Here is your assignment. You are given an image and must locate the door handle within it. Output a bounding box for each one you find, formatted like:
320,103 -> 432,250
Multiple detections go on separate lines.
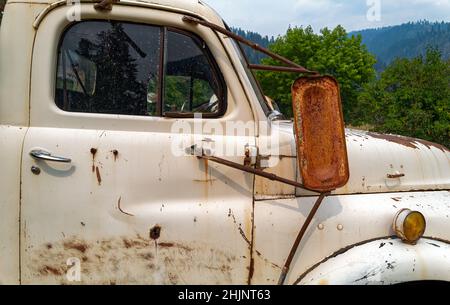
29,149 -> 72,163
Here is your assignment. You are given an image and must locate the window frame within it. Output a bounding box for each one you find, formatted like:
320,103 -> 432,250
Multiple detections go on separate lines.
162,26 -> 227,118
54,20 -> 227,119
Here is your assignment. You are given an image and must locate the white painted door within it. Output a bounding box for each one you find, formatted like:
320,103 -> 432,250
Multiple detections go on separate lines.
21,6 -> 256,284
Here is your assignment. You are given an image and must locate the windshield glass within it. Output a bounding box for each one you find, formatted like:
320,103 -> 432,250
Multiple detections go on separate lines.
228,34 -> 271,116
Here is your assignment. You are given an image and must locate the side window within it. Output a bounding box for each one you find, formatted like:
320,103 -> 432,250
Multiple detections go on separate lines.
55,21 -> 226,117
163,29 -> 225,116
56,21 -> 161,116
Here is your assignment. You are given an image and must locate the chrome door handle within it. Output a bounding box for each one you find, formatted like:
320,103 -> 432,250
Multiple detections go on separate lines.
30,149 -> 72,163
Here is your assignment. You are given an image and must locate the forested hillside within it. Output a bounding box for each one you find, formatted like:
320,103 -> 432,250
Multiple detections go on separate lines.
350,21 -> 450,71
231,27 -> 274,64
234,23 -> 449,147
233,21 -> 450,73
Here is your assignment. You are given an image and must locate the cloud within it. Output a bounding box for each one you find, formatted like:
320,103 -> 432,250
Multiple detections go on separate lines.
203,0 -> 450,36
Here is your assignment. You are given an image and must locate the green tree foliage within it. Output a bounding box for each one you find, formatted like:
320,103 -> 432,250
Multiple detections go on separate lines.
256,26 -> 376,118
355,48 -> 450,148
83,24 -> 147,114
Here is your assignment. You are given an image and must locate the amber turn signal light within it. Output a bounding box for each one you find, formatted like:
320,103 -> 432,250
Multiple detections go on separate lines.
393,208 -> 426,244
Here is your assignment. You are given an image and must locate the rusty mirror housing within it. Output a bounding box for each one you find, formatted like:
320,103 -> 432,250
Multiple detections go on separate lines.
291,75 -> 350,192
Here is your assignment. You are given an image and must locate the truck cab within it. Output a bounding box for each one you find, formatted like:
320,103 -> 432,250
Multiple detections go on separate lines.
0,0 -> 449,285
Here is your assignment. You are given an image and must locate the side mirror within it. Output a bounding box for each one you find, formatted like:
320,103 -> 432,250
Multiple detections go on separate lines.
291,75 -> 349,192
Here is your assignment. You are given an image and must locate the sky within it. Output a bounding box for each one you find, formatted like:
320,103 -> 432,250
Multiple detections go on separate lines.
203,0 -> 450,37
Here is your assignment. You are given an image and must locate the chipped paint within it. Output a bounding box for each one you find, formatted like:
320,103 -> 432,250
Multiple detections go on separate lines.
367,132 -> 449,153
296,237 -> 450,285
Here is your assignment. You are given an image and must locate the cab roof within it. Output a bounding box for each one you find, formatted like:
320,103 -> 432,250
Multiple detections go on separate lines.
7,0 -> 224,24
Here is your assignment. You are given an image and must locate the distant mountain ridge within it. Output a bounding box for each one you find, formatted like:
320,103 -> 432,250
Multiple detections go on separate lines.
233,21 -> 450,72
350,21 -> 450,71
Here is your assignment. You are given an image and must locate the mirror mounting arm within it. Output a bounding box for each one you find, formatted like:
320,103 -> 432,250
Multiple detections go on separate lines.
182,16 -> 318,75
189,146 -> 323,193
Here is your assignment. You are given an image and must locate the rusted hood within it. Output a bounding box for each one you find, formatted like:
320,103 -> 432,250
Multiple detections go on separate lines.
338,129 -> 450,194
270,122 -> 450,195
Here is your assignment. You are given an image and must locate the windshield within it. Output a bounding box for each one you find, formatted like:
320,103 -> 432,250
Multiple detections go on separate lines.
226,27 -> 271,116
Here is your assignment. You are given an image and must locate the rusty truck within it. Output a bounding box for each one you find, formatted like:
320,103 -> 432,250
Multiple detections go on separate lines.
0,0 -> 449,285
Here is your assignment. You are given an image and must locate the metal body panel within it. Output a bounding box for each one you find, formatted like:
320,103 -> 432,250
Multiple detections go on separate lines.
21,129 -> 255,284
307,129 -> 449,196
20,3 -> 256,284
0,0 -> 449,285
297,238 -> 450,285
255,121 -> 297,199
0,126 -> 27,284
0,3 -> 44,126
251,191 -> 450,284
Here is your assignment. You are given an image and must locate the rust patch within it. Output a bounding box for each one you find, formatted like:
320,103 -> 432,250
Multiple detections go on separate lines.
159,242 -> 193,252
368,132 -> 449,152
291,76 -> 349,192
40,265 -> 63,276
95,166 -> 102,185
63,240 -> 88,253
149,225 -> 161,240
158,242 -> 174,248
29,235 -> 239,284
123,238 -> 147,249
117,197 -> 134,217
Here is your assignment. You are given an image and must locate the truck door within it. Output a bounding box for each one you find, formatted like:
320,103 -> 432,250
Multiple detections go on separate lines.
21,6 -> 255,284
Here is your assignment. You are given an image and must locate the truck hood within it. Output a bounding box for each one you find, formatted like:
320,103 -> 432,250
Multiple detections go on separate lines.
273,122 -> 450,195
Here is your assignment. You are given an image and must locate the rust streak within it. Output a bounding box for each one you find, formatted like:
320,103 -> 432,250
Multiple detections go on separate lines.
63,240 -> 88,253
90,148 -> 97,172
40,266 -> 62,276
112,149 -> 119,161
117,197 -> 134,217
193,179 -> 216,183
238,227 -> 251,246
158,242 -> 174,248
158,242 -> 193,252
95,166 -> 102,185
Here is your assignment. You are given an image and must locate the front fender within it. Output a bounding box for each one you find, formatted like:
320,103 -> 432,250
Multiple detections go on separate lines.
296,237 -> 450,285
